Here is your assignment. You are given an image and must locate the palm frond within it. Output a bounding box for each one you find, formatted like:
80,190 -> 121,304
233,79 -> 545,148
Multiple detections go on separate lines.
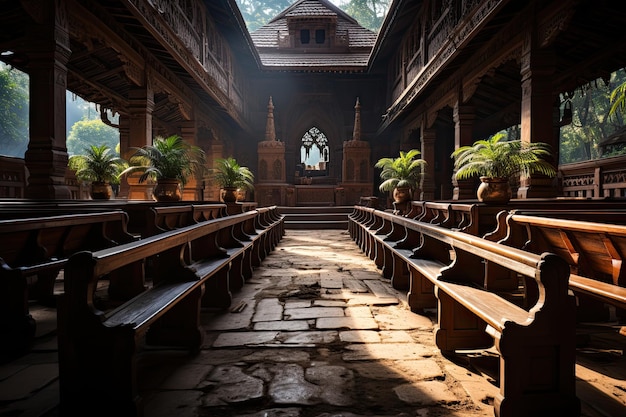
375,149 -> 426,192
118,135 -> 206,186
212,157 -> 255,190
451,133 -> 556,180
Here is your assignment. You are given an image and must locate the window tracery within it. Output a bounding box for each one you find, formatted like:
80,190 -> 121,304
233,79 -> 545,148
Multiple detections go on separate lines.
300,127 -> 329,170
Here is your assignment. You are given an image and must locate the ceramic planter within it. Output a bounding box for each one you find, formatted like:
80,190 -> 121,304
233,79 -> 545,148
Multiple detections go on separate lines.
477,177 -> 512,204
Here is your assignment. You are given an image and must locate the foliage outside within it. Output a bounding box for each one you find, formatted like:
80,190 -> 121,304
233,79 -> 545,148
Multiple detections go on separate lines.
452,132 -> 556,180
0,64 -> 28,157
560,69 -> 626,163
119,135 -> 207,187
67,118 -> 120,156
68,144 -> 126,184
212,157 -> 255,191
375,149 -> 425,193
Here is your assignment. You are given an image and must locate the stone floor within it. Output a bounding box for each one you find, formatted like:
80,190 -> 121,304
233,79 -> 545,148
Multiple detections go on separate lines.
1,229 -> 625,417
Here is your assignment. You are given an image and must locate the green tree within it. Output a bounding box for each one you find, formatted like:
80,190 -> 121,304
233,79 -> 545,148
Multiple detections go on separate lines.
343,0 -> 389,32
559,69 -> 626,164
0,64 -> 29,157
66,119 -> 119,156
236,0 -> 295,32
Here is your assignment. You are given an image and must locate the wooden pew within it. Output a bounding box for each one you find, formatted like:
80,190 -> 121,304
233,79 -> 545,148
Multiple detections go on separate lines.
0,211 -> 137,356
494,212 -> 626,323
244,206 -> 285,267
405,199 -> 626,239
349,206 -> 580,417
413,201 -> 479,233
57,209 -> 282,416
192,203 -> 227,222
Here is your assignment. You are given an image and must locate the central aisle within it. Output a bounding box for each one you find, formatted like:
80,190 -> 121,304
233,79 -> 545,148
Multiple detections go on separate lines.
139,229 -> 498,417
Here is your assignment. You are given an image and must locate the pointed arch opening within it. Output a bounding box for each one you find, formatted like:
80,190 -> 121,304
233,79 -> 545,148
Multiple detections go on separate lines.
299,126 -> 329,176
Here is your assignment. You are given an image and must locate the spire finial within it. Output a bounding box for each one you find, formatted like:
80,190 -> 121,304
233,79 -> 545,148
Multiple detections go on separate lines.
352,97 -> 361,141
265,96 -> 276,141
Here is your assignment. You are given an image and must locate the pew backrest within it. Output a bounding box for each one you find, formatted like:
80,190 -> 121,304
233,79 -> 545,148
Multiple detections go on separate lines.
0,211 -> 136,268
500,213 -> 626,287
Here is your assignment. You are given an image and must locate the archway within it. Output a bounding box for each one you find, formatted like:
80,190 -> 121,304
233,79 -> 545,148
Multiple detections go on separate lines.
298,126 -> 329,177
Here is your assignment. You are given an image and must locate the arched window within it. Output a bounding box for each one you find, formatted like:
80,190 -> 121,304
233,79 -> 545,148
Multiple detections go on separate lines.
300,127 -> 329,172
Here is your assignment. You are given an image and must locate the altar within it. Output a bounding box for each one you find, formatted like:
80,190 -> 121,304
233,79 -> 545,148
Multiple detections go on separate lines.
294,184 -> 338,206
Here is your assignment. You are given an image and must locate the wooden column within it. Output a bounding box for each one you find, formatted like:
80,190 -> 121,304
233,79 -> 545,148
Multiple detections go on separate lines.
518,30 -> 559,199
117,116 -> 130,199
180,120 -> 202,201
452,103 -> 477,200
24,0 -> 71,199
124,86 -> 154,200
206,139 -> 224,202
420,127 -> 436,200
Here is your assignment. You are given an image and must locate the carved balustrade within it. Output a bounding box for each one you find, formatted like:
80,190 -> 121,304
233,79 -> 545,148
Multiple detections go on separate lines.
132,0 -> 244,114
560,155 -> 626,198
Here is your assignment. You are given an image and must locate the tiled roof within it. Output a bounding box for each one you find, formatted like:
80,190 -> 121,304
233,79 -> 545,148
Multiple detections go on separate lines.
258,53 -> 372,69
250,0 -> 376,71
285,0 -> 338,18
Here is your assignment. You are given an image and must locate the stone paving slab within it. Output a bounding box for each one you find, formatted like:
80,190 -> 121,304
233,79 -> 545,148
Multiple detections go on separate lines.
254,320 -> 310,331
316,316 -> 379,329
0,363 -> 58,401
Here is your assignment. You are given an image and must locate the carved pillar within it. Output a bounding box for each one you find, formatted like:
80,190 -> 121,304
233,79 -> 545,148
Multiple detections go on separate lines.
518,30 -> 558,199
117,115 -> 130,199
257,97 -> 288,206
452,103 -> 477,200
24,0 -> 71,199
341,98 -> 372,205
420,127 -> 436,200
206,138 -> 224,202
180,120 -> 202,201
124,85 -> 155,200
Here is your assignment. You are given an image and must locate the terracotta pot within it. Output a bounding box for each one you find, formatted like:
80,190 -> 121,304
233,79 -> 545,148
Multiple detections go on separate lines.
153,178 -> 182,202
477,176 -> 512,204
90,181 -> 112,200
236,188 -> 247,202
221,187 -> 238,203
392,186 -> 412,203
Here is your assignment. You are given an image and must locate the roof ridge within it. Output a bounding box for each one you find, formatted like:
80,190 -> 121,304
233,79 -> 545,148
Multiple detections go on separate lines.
267,0 -> 359,25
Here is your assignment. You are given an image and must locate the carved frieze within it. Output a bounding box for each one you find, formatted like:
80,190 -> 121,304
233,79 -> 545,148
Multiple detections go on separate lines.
258,140 -> 285,149
123,0 -> 243,118
604,169 -> 626,185
561,174 -> 594,188
538,5 -> 575,47
120,56 -> 144,87
383,0 -> 505,128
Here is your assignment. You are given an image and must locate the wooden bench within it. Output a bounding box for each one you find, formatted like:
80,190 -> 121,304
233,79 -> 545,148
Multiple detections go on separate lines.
403,198 -> 626,239
247,206 -> 285,265
349,206 -> 580,417
493,212 -> 626,323
57,209 -> 280,415
0,211 -> 137,356
192,203 -> 227,222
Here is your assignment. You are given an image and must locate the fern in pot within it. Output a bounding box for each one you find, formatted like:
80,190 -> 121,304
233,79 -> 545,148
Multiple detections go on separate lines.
451,132 -> 556,204
375,149 -> 426,203
68,144 -> 126,200
212,157 -> 255,202
119,135 -> 207,201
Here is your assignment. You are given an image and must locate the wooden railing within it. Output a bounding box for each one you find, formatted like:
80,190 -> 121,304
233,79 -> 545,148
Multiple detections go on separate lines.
560,155 -> 626,198
126,0 -> 246,117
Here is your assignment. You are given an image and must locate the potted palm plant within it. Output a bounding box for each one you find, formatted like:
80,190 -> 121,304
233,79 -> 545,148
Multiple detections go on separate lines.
119,135 -> 207,202
68,144 -> 126,199
212,157 -> 255,202
451,132 -> 557,204
375,149 -> 426,203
